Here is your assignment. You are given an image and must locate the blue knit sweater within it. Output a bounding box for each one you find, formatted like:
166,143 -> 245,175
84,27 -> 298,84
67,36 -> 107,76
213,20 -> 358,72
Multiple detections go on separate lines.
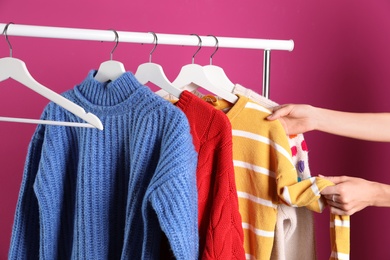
9,71 -> 199,259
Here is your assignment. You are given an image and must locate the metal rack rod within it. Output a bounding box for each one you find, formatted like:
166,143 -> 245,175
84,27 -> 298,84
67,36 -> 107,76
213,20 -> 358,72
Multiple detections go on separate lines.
1,22 -> 294,97
0,23 -> 294,50
262,50 -> 271,99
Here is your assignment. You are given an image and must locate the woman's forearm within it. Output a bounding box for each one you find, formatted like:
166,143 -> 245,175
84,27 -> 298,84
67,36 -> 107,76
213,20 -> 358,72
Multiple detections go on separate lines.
314,107 -> 390,142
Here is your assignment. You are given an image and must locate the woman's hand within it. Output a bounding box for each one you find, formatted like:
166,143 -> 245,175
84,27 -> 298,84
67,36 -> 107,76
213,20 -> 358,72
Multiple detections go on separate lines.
267,104 -> 317,135
320,175 -> 378,215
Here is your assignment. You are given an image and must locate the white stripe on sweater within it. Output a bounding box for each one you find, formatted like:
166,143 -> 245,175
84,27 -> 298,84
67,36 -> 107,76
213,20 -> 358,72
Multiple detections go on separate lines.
245,101 -> 272,114
330,219 -> 350,228
237,191 -> 277,209
245,253 -> 256,260
310,178 -> 327,211
331,251 -> 350,260
233,160 -> 276,178
232,130 -> 293,165
281,187 -> 295,206
242,222 -> 275,238
310,177 -> 321,196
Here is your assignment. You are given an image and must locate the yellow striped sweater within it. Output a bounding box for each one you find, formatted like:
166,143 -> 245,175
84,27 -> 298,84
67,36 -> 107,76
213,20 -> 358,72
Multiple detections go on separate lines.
206,94 -> 350,260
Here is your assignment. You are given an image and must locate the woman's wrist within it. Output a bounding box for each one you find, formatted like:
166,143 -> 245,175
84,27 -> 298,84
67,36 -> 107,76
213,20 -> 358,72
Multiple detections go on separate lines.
311,106 -> 324,132
372,182 -> 390,207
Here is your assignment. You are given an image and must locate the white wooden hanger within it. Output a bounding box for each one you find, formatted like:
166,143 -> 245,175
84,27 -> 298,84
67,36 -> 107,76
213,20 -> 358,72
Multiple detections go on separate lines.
203,35 -> 235,93
171,34 -> 237,104
0,23 -> 103,130
94,29 -> 126,83
135,32 -> 182,98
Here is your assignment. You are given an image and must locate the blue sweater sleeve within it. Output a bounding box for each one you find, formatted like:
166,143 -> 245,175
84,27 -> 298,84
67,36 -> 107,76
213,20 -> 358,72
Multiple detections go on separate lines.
142,110 -> 199,260
9,105 -> 78,259
8,126 -> 45,260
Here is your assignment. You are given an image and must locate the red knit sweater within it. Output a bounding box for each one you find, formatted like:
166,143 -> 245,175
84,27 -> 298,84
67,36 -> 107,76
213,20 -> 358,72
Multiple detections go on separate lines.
175,91 -> 245,259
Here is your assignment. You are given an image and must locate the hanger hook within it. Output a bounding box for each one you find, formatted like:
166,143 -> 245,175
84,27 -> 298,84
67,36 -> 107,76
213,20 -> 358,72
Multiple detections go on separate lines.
148,32 -> 158,63
2,22 -> 14,57
191,34 -> 202,64
110,29 -> 119,60
208,35 -> 219,65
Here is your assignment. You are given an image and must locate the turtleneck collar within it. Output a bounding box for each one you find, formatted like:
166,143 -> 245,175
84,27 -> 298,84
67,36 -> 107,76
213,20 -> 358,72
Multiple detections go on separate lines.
68,70 -> 151,117
74,70 -> 143,106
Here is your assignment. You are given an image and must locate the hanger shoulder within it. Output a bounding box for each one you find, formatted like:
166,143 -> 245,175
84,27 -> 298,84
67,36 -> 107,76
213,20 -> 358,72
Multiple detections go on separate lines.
172,64 -> 203,88
135,62 -> 182,98
42,91 -> 104,130
94,60 -> 126,83
203,65 -> 235,93
173,64 -> 237,103
135,63 -> 165,84
0,57 -> 30,82
0,57 -> 103,130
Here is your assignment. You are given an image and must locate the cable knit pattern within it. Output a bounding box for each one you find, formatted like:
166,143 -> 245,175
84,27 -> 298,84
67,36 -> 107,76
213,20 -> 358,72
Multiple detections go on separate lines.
173,91 -> 245,259
8,71 -> 199,260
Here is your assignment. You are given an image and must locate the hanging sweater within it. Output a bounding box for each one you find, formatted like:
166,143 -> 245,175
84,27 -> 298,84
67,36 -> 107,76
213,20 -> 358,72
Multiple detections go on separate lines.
173,90 -> 245,259
232,84 -> 316,260
208,94 -> 349,260
8,71 -> 199,260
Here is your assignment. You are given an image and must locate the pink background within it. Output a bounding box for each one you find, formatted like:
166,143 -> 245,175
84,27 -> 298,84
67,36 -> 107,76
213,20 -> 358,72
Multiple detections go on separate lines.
1,1 -> 390,259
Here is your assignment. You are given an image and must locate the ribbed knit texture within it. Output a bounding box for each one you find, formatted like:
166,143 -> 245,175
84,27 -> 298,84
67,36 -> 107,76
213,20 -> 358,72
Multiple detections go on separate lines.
8,70 -> 199,260
173,91 -> 245,260
209,94 -> 349,260
232,84 -> 316,260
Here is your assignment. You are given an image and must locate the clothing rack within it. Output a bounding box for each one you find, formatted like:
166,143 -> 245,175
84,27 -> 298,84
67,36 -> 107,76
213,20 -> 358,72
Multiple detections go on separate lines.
0,23 -> 294,99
